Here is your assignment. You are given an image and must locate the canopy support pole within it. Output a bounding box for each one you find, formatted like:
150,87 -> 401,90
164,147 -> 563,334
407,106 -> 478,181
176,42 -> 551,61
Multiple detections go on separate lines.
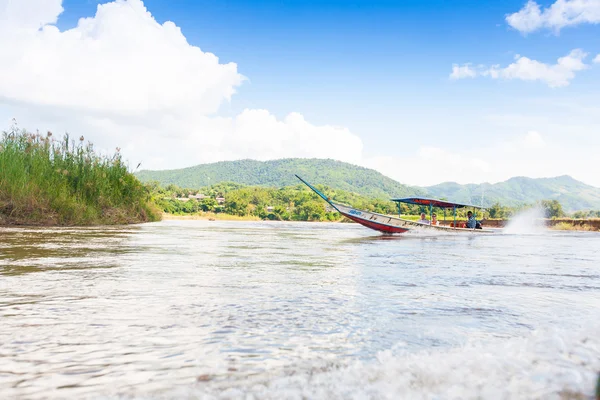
429,204 -> 433,224
453,206 -> 456,229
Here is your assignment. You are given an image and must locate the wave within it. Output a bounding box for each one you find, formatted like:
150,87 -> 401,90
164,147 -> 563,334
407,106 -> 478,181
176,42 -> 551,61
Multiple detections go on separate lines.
118,323 -> 600,400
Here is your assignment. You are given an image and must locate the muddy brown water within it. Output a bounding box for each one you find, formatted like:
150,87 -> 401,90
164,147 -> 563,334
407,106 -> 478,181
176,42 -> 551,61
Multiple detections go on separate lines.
1,221 -> 599,399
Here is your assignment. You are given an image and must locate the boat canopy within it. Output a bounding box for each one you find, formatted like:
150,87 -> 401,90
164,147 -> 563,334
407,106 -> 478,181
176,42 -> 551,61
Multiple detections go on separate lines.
390,197 -> 484,209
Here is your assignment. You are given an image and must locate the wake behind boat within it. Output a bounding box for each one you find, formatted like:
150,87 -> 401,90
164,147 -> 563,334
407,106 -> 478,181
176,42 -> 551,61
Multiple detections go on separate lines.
296,175 -> 495,234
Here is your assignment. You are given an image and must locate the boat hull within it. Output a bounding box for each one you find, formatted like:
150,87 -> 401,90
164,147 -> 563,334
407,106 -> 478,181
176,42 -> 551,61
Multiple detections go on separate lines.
294,174 -> 494,234
334,202 -> 494,234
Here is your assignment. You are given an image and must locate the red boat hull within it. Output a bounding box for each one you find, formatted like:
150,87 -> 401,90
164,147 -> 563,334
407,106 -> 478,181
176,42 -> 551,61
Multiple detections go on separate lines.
342,212 -> 410,234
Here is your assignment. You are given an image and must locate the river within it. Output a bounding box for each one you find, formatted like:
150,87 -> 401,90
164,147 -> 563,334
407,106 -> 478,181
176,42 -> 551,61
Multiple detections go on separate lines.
1,221 -> 599,399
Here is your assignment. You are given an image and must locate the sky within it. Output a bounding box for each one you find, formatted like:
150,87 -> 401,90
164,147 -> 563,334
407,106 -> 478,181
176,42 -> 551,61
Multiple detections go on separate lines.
0,0 -> 599,187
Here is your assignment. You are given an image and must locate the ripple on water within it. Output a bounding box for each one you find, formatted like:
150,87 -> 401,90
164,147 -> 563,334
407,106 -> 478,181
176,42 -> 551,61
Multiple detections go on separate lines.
0,221 -> 598,399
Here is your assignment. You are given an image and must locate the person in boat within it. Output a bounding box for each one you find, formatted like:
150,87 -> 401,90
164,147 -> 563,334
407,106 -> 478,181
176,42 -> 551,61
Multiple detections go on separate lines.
417,213 -> 430,224
431,213 -> 439,226
466,211 -> 483,229
466,211 -> 476,228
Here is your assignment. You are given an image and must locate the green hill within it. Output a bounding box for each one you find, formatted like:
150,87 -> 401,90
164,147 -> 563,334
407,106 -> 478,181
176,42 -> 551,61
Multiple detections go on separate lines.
137,159 -> 600,211
425,175 -> 600,212
136,158 -> 425,199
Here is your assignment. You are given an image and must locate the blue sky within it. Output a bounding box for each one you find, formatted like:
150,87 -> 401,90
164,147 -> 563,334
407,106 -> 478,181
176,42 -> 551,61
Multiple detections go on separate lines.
2,0 -> 599,185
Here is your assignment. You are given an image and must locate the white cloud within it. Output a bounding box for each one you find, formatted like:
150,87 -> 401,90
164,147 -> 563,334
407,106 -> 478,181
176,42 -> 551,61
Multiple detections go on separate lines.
0,0 -> 63,30
0,0 -> 364,170
0,0 -> 244,117
521,131 -> 545,149
364,129 -> 599,188
451,49 -> 589,87
506,0 -> 600,33
226,110 -> 363,163
594,54 -> 600,63
2,0 -> 599,189
496,49 -> 588,87
365,148 -> 492,188
450,64 -> 477,79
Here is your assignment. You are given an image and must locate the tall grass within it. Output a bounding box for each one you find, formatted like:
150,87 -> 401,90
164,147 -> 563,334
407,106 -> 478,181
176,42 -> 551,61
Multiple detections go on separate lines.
0,125 -> 160,225
551,222 -> 597,231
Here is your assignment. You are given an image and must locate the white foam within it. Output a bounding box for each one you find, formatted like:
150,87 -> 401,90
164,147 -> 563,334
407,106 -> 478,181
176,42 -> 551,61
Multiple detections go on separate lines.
504,207 -> 547,235
128,323 -> 600,400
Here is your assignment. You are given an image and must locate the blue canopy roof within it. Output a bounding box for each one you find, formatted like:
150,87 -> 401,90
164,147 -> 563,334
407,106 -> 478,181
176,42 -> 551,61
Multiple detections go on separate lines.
390,197 -> 485,209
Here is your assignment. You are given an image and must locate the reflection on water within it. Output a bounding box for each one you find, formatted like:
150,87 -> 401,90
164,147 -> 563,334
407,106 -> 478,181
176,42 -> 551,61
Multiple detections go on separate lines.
0,221 -> 599,399
0,226 -> 137,276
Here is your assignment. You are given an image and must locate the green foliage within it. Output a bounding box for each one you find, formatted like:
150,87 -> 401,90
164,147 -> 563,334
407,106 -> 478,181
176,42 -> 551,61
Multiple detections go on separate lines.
150,181 -> 408,221
0,124 -> 160,225
426,176 -> 600,212
136,158 -> 424,199
150,181 -> 580,224
572,210 -> 600,219
538,199 -> 565,219
487,202 -> 515,219
137,159 -> 600,213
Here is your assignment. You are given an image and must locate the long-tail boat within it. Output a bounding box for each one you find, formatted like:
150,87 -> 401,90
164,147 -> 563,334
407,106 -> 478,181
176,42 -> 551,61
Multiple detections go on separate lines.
296,175 -> 495,234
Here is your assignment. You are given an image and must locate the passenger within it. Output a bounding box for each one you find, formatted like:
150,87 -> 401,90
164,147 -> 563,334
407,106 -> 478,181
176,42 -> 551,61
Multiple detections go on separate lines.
431,213 -> 439,226
466,211 -> 477,228
417,212 -> 430,224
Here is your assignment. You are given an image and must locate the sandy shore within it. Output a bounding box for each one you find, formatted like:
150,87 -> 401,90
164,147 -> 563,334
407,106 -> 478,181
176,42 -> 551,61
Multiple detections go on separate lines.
161,213 -> 262,222
160,214 -> 600,231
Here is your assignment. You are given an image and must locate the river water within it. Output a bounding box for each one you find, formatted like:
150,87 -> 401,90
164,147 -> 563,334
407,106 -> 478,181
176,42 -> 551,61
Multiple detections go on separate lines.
1,221 -> 599,399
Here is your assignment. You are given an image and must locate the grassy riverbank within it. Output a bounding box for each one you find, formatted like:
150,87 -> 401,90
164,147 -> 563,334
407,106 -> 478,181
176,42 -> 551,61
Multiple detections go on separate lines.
161,213 -> 600,231
549,220 -> 600,231
0,127 -> 160,226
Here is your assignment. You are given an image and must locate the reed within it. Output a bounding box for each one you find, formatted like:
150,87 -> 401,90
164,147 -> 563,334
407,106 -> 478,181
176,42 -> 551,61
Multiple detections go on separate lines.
0,125 -> 160,225
551,222 -> 596,231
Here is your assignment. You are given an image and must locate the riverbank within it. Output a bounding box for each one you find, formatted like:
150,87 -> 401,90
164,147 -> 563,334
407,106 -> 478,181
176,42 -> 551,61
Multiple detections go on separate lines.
160,213 -> 600,231
0,208 -> 159,227
162,212 -> 261,221
476,218 -> 600,231
0,128 -> 160,226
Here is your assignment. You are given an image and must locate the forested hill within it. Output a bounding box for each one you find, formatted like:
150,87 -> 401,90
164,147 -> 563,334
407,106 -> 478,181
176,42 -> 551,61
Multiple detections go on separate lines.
137,159 -> 600,211
425,175 -> 600,212
136,158 -> 425,199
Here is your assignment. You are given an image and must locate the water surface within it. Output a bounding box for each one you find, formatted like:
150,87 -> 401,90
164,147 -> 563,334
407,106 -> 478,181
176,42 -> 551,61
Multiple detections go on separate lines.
1,221 -> 599,399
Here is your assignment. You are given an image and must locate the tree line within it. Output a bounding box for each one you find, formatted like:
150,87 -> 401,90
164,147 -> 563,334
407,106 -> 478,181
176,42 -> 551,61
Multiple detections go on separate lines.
147,182 -> 597,221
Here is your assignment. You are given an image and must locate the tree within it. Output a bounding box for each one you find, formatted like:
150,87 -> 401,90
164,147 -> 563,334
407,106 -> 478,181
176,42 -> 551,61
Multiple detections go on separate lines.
539,199 -> 565,218
200,197 -> 217,212
487,202 -> 512,219
572,210 -> 587,219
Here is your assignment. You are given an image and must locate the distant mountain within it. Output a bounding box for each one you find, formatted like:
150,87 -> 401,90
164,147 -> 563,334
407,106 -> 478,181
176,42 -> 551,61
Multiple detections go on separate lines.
136,159 -> 600,211
425,175 -> 600,211
136,158 -> 425,199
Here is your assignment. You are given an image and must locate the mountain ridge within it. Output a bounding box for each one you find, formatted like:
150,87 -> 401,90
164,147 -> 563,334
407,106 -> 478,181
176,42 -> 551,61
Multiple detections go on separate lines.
136,158 -> 600,211
425,175 -> 600,211
136,158 -> 425,199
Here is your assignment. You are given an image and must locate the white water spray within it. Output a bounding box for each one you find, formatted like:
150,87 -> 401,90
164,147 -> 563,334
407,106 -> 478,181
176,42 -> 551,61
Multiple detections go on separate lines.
503,207 -> 547,234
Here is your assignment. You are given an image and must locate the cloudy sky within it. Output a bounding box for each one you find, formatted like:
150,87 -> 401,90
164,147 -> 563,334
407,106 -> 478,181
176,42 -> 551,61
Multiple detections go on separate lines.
1,0 -> 599,186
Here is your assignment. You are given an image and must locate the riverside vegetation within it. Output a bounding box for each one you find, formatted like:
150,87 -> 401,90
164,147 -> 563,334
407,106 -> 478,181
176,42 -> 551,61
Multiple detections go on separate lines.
0,125 -> 160,225
136,159 -> 600,212
149,181 -> 596,225
149,181 -> 388,222
3,125 -> 598,228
